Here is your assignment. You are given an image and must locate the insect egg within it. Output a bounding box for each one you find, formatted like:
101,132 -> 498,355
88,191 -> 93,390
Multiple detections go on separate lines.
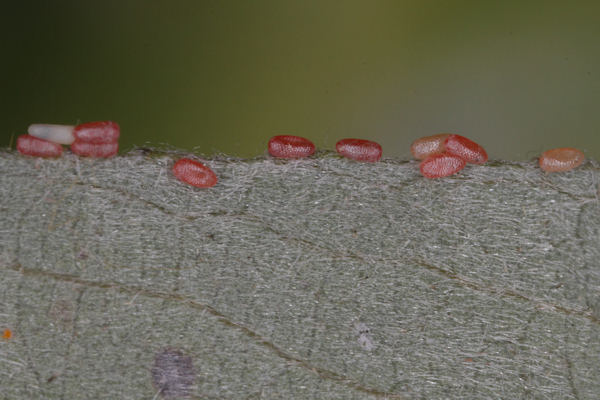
17,135 -> 63,158
335,138 -> 382,162
71,141 -> 118,158
444,134 -> 488,164
539,147 -> 584,172
419,153 -> 466,178
73,121 -> 120,144
410,133 -> 450,160
268,135 -> 315,158
172,158 -> 218,188
28,124 -> 75,145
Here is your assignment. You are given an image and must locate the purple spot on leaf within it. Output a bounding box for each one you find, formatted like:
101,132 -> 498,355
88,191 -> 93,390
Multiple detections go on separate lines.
151,348 -> 195,398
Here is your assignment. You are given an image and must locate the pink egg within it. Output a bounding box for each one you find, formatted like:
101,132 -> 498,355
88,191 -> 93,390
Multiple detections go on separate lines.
335,138 -> 382,162
17,134 -> 63,158
172,158 -> 218,188
410,134 -> 450,160
71,141 -> 118,158
268,135 -> 315,158
444,134 -> 488,164
539,147 -> 584,172
73,121 -> 120,144
419,153 -> 466,178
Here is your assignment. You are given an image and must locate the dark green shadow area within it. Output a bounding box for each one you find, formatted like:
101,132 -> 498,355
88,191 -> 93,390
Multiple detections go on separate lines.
2,0 -> 599,159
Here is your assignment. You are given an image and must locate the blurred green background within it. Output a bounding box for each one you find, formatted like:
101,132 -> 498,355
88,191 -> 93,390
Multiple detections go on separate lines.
2,0 -> 598,160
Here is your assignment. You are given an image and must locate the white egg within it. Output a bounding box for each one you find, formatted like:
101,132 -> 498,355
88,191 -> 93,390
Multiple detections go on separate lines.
28,124 -> 75,145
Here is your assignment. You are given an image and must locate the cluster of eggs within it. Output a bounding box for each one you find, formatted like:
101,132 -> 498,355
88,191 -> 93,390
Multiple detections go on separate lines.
410,133 -> 487,178
16,123 -> 585,189
17,122 -> 119,158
